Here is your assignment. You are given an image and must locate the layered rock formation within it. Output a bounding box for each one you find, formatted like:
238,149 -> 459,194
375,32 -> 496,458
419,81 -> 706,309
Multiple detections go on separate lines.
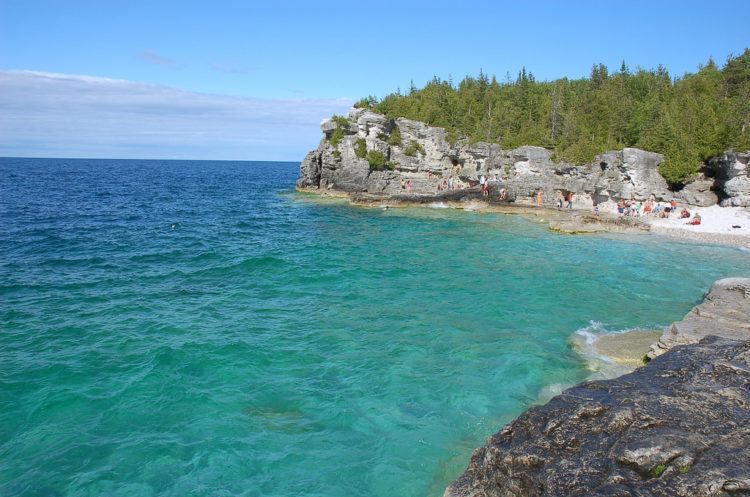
709,151 -> 750,207
444,336 -> 750,497
445,279 -> 750,497
298,109 -> 750,209
648,278 -> 750,359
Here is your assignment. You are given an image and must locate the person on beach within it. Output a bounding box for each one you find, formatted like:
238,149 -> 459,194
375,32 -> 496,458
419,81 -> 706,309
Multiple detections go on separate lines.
448,176 -> 454,190
483,180 -> 490,197
406,179 -> 412,193
499,187 -> 508,201
536,189 -> 543,207
557,191 -> 564,209
566,192 -> 574,209
680,208 -> 691,219
401,179 -> 406,191
688,213 -> 702,225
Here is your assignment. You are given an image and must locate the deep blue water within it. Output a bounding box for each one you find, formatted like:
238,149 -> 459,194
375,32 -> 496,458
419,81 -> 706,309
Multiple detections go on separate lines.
1,157 -> 749,497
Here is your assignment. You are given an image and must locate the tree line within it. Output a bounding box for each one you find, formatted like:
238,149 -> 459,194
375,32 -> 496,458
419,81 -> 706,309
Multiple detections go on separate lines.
357,49 -> 750,186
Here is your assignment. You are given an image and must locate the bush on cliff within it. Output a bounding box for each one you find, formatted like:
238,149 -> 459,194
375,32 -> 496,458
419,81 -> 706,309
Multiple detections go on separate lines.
387,127 -> 402,146
366,50 -> 750,186
404,140 -> 425,157
366,150 -> 388,170
354,138 -> 367,158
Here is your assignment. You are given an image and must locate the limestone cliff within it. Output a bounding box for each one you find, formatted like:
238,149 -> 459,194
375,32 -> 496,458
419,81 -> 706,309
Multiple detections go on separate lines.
297,109 -> 750,209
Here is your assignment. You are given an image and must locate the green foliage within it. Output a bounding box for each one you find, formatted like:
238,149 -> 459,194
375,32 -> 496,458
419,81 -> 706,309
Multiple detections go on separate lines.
327,115 -> 351,152
331,115 -> 350,128
332,149 -> 341,160
652,464 -> 667,478
445,129 -> 460,145
329,128 -> 345,149
404,140 -> 425,156
388,127 -> 403,146
386,161 -> 397,171
641,354 -> 651,365
354,138 -> 367,158
679,465 -> 691,474
366,150 -> 388,170
354,96 -> 378,109
368,50 -> 750,185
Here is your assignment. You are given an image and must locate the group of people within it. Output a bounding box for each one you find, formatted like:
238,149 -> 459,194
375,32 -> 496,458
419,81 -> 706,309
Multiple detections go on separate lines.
616,197 -> 702,225
533,189 -> 573,209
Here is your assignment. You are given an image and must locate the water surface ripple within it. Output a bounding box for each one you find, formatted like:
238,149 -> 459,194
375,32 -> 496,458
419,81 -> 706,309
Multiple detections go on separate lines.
1,158 -> 749,496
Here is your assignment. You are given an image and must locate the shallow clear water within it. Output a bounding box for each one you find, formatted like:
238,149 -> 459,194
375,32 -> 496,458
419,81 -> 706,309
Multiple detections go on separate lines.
2,158 -> 749,497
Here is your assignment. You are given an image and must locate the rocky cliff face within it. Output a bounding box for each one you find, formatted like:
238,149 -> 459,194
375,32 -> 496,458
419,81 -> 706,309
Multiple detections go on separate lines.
709,151 -> 750,207
298,109 -> 749,208
445,336 -> 750,497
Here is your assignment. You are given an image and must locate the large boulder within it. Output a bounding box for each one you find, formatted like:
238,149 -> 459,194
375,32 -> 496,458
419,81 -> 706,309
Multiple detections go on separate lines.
675,173 -> 718,207
445,336 -> 750,497
619,148 -> 670,200
711,151 -> 750,207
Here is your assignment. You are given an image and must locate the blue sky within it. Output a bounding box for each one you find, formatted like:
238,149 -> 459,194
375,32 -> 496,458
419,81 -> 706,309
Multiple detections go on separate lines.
1,0 -> 749,160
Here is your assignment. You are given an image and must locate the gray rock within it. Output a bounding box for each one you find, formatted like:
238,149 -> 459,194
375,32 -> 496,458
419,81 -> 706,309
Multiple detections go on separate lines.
648,278 -> 750,359
710,151 -> 750,207
296,111 -> 737,209
445,336 -> 750,497
676,173 -> 718,206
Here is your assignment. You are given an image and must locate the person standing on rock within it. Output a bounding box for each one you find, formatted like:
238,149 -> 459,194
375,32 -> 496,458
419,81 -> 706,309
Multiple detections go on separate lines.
536,189 -> 543,207
557,191 -> 564,209
448,176 -> 454,191
566,192 -> 574,209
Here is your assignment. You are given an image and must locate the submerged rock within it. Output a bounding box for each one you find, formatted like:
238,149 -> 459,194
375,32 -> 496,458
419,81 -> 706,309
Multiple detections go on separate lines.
445,336 -> 750,497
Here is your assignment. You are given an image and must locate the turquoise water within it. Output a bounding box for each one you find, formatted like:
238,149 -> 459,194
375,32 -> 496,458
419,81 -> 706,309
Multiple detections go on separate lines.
1,158 -> 749,497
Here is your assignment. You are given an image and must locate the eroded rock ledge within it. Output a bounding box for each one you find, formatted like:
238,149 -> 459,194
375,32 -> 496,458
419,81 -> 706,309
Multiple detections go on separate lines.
445,337 -> 750,497
649,278 -> 750,359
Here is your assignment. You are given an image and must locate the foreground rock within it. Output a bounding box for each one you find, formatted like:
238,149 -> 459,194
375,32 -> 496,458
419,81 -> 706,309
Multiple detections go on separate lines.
648,278 -> 750,358
445,336 -> 750,497
298,109 -> 750,209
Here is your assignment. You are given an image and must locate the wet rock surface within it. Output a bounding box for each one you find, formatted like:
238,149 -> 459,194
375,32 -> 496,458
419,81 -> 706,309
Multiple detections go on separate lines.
445,336 -> 750,497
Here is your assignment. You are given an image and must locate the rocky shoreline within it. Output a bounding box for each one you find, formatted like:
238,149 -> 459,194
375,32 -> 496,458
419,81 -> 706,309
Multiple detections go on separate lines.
296,109 -> 750,247
445,278 -> 750,497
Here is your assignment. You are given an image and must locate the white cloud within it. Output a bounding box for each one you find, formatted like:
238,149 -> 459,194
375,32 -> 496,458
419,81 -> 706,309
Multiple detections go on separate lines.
0,70 -> 353,160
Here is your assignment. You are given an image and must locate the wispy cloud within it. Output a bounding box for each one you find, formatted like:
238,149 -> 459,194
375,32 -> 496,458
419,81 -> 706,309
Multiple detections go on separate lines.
138,50 -> 176,67
209,60 -> 255,74
0,70 -> 353,160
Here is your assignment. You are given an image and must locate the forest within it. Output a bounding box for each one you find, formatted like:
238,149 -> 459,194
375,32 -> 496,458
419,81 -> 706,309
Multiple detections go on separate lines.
357,49 -> 750,186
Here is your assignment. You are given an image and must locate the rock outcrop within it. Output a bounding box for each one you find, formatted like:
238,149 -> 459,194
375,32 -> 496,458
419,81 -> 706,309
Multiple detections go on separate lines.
445,336 -> 750,497
709,151 -> 750,207
648,278 -> 750,359
297,109 -> 749,208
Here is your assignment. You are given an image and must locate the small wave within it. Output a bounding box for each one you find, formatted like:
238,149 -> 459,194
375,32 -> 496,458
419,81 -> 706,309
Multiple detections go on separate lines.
570,321 -> 664,381
428,202 -> 449,209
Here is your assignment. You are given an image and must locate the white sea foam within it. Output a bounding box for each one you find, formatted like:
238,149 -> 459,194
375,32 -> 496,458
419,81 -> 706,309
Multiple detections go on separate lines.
428,202 -> 449,209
